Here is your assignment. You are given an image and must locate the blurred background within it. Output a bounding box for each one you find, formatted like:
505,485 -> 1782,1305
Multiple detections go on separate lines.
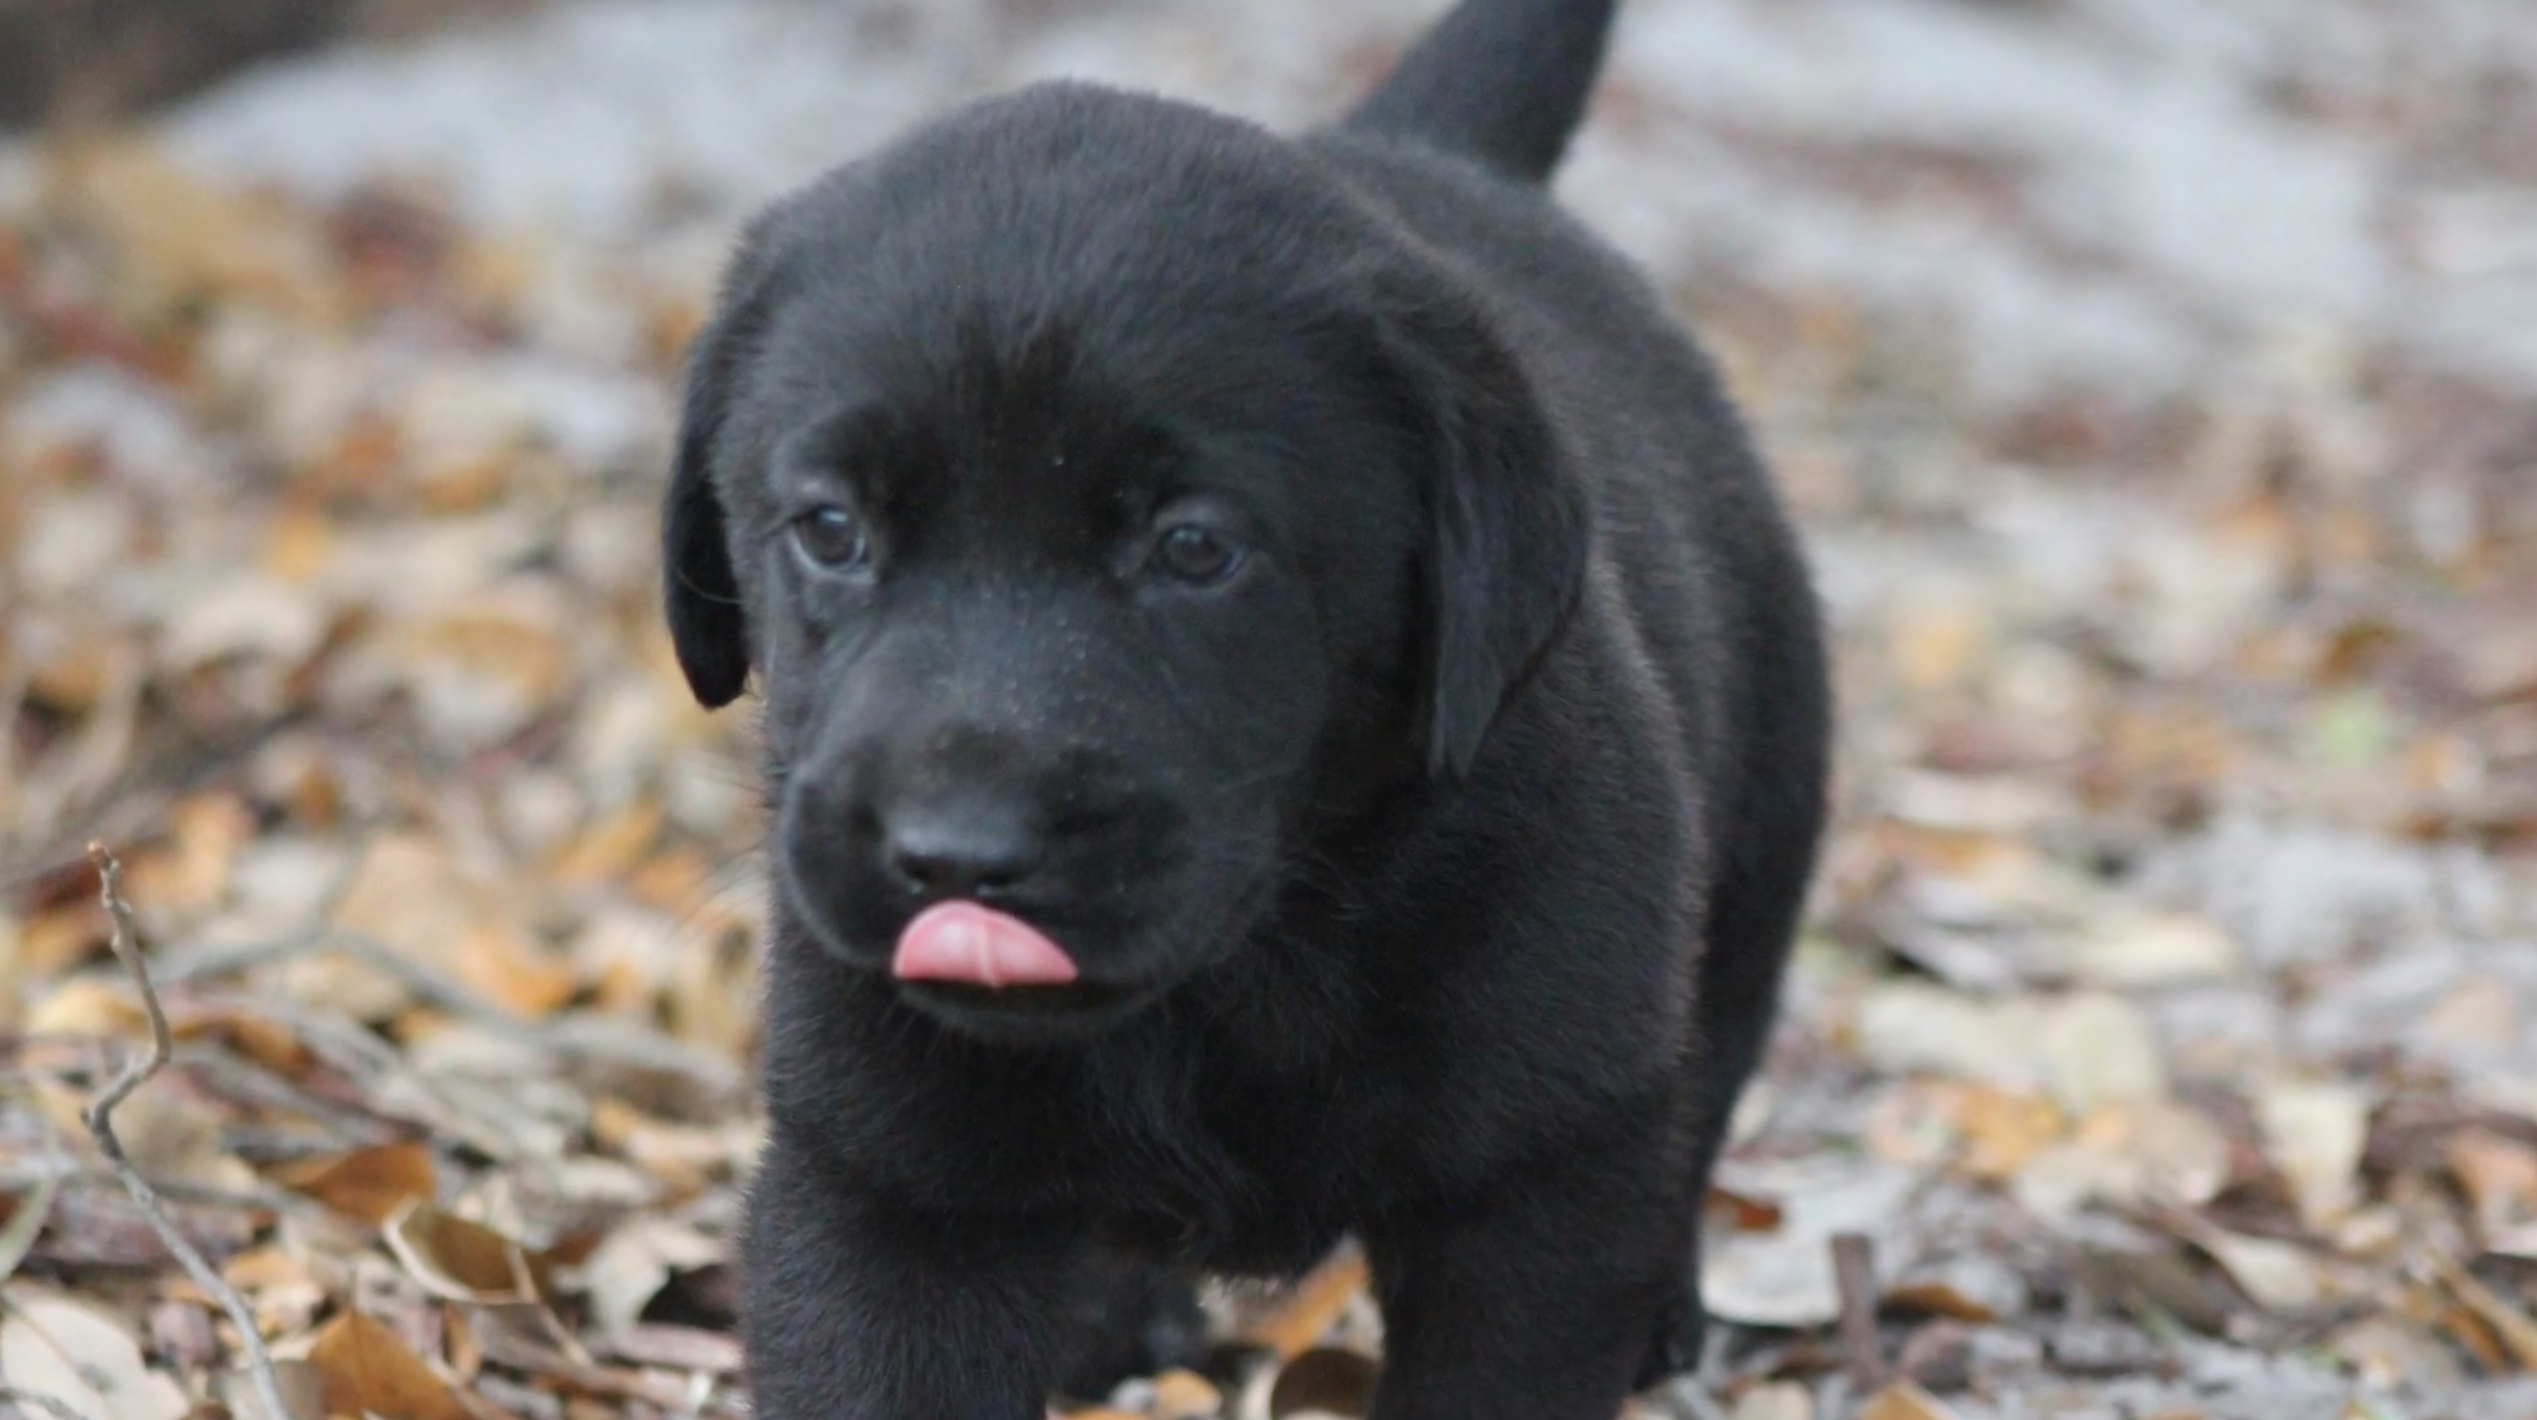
1,3 -> 2533,1419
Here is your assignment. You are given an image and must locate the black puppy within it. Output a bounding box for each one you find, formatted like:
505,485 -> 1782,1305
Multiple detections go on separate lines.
659,0 -> 1829,1415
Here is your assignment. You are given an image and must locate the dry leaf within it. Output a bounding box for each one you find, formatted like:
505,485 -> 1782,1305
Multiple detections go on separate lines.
2082,1100 -> 2231,1206
269,1144 -> 437,1225
1703,1162 -> 1915,1327
0,1287 -> 190,1420
304,1310 -> 472,1420
1859,1381 -> 1969,1420
1263,1346 -> 1378,1419
1887,1255 -> 2026,1323
213,1359 -> 328,1420
2041,993 -> 2167,1115
2446,1128 -> 2537,1240
2066,910 -> 2239,988
49,139 -> 341,321
2430,1251 -> 2537,1369
1851,983 -> 2037,1090
2176,1218 -> 2325,1312
2255,1080 -> 2371,1230
1952,1085 -> 2064,1182
26,976 -> 145,1040
383,1199 -> 546,1305
1730,1383 -> 1815,1420
1151,1368 -> 1223,1420
451,920 -> 581,1018
576,1217 -> 723,1339
1235,1251 -> 1369,1360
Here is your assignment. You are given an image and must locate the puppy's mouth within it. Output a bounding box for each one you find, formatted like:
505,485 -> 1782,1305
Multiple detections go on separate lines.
883,898 -> 1169,1042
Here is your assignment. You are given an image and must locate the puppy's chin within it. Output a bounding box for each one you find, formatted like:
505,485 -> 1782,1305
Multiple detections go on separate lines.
890,977 -> 1170,1046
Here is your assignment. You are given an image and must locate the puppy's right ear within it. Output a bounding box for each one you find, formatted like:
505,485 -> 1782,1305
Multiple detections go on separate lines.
661,303 -> 758,709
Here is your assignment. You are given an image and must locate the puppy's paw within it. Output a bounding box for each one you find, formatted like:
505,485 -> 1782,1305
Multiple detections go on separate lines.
1054,1256 -> 1209,1402
1634,1288 -> 1707,1391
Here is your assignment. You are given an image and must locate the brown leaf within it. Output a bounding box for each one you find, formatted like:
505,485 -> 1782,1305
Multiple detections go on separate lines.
1953,1085 -> 2064,1182
1858,1381 -> 1970,1420
1265,1347 -> 1379,1419
269,1144 -> 437,1225
1150,1368 -> 1222,1420
1235,1251 -> 1369,1360
2430,1251 -> 2537,1370
304,1310 -> 471,1420
450,921 -> 580,1018
382,1200 -> 546,1305
2446,1128 -> 2537,1241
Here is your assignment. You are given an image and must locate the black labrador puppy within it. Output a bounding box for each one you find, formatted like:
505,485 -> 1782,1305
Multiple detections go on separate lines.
658,0 -> 1830,1415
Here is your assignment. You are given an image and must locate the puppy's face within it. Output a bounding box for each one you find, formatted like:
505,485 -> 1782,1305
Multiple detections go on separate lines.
663,87 -> 1584,1044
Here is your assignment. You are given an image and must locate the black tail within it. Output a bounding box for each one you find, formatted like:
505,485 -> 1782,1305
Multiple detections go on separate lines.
1341,0 -> 1621,184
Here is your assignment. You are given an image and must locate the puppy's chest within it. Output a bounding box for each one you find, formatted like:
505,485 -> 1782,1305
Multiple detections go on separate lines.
1084,1072 -> 1366,1277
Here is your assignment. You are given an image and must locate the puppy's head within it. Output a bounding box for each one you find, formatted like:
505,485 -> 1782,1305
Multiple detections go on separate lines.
663,84 -> 1584,1043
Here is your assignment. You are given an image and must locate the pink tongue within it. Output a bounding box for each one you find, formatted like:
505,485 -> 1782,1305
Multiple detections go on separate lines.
891,900 -> 1079,987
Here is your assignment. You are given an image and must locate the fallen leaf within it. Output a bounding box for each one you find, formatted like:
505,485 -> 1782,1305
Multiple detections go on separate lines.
2174,1217 -> 2325,1312
1235,1251 -> 1369,1360
2082,1100 -> 2231,1206
1264,1346 -> 1378,1419
382,1199 -> 545,1305
451,920 -> 581,1017
1859,1380 -> 1969,1420
2334,1315 -> 2464,1391
2042,993 -> 2167,1115
2065,910 -> 2239,988
596,1322 -> 742,1375
1851,983 -> 2038,1090
2446,1128 -> 2537,1241
2430,1251 -> 2537,1369
2255,1080 -> 2371,1229
1151,1368 -> 1223,1420
1953,1084 -> 2064,1182
0,1286 -> 189,1420
1731,1383 -> 1814,1420
1703,1161 -> 1915,1327
1886,1253 -> 2026,1323
575,1217 -> 723,1338
304,1310 -> 471,1420
269,1143 -> 437,1225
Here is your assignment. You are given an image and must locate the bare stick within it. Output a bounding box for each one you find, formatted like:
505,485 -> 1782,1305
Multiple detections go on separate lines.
0,1384 -> 93,1420
79,843 -> 297,1420
1831,1230 -> 1886,1390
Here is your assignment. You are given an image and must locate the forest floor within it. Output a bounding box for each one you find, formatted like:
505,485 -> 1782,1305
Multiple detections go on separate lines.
3,2 -> 2535,1418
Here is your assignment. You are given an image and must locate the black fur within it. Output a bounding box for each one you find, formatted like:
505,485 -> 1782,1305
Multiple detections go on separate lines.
659,1 -> 1829,1415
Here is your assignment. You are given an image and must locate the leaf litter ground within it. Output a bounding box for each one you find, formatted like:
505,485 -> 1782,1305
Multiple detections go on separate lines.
3,2 -> 2535,1419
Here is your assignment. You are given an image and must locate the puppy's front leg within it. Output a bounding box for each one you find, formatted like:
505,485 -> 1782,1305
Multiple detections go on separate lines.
1365,1152 -> 1690,1420
743,1131 -> 1069,1420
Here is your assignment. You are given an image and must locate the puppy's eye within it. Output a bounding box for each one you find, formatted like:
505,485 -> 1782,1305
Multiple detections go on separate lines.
1152,524 -> 1244,586
791,505 -> 870,572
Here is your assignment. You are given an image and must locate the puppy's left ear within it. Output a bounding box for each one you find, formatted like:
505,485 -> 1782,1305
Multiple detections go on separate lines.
1375,270 -> 1590,781
661,277 -> 777,709
662,316 -> 751,707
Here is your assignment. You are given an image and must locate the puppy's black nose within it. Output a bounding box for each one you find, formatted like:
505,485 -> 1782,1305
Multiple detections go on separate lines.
884,803 -> 1045,899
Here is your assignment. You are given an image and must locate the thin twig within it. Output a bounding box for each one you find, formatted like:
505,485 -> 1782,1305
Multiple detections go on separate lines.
79,843 -> 298,1420
0,1383 -> 93,1420
0,1085 -> 67,1282
1831,1230 -> 1886,1390
0,1160 -> 302,1214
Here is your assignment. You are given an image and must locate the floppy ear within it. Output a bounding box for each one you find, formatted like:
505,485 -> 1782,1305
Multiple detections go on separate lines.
1375,272 -> 1590,781
661,300 -> 762,708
